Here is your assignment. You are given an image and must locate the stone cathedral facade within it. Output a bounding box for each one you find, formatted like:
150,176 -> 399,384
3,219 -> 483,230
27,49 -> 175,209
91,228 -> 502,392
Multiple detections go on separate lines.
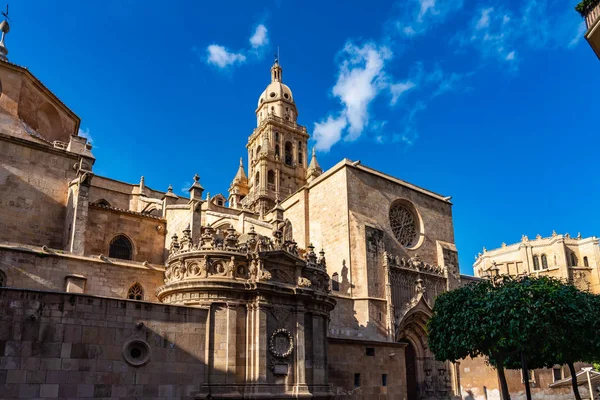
0,23 -> 467,399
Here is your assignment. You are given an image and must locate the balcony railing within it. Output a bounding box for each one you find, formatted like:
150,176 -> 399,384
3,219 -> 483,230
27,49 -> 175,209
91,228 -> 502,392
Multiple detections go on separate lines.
586,1 -> 600,27
577,0 -> 600,28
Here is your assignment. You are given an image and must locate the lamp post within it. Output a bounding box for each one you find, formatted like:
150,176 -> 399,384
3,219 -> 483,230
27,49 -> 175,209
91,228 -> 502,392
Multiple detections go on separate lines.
583,367 -> 594,400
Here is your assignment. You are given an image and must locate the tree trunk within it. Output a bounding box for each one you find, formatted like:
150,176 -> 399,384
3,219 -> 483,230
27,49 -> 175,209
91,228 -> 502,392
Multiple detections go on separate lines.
496,355 -> 511,400
568,361 -> 582,400
520,352 -> 532,400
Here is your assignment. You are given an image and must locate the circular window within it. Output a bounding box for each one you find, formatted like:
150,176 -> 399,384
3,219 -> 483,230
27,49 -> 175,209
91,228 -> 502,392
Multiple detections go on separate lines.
270,92 -> 276,98
283,93 -> 289,99
123,339 -> 151,366
389,201 -> 419,247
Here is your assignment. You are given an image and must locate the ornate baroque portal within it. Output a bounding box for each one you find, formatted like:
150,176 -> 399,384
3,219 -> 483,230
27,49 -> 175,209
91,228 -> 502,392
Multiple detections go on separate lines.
156,225 -> 336,399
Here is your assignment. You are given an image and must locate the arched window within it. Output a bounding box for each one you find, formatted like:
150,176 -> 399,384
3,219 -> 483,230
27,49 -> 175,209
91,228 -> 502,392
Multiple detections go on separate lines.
332,272 -> 340,291
0,269 -> 6,287
267,170 -> 275,184
256,145 -> 261,155
298,150 -> 303,166
284,141 -> 293,166
127,283 -> 144,301
255,171 -> 260,186
93,199 -> 111,207
275,132 -> 280,142
109,235 -> 133,260
275,144 -> 280,157
571,253 -> 578,266
584,256 -> 589,267
541,254 -> 548,269
283,219 -> 293,242
533,255 -> 540,271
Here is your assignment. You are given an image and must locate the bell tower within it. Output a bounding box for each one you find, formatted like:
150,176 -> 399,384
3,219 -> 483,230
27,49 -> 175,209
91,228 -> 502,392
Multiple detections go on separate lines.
242,58 -> 310,216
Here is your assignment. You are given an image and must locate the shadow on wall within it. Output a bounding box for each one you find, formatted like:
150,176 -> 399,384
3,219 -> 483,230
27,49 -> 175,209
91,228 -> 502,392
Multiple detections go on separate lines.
0,159 -> 72,249
0,288 -> 209,399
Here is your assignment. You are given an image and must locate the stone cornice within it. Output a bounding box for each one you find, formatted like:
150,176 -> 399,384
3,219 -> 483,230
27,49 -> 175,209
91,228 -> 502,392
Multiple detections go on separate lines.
0,242 -> 165,271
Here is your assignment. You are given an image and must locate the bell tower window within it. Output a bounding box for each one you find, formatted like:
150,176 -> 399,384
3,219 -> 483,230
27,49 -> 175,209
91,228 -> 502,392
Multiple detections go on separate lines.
284,141 -> 293,166
267,170 -> 275,185
275,145 -> 280,157
255,172 -> 260,186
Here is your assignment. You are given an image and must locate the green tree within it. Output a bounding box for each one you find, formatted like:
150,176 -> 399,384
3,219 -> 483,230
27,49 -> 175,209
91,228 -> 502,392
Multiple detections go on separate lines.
428,276 -> 600,400
427,278 -> 515,400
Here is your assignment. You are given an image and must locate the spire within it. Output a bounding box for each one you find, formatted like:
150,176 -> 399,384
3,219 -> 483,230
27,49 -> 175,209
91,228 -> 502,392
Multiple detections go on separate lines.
232,157 -> 248,184
306,147 -> 322,182
271,56 -> 282,83
0,5 -> 11,62
308,147 -> 322,172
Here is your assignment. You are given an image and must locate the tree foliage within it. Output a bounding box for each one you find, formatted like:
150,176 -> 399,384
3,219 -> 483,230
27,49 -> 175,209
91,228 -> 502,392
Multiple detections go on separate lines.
427,275 -> 600,400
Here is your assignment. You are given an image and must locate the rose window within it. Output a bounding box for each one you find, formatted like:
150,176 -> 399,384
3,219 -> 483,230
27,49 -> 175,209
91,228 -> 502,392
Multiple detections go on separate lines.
389,203 -> 418,247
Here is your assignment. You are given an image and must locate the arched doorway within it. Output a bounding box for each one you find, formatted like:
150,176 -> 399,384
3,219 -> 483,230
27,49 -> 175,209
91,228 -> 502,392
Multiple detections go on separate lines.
405,341 -> 418,400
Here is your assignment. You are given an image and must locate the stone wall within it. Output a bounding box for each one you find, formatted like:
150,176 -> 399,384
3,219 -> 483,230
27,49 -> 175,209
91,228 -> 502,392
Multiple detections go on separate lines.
0,246 -> 165,302
84,206 -> 166,265
459,356 -> 590,400
0,288 -> 207,400
0,135 -> 77,249
328,339 -> 407,399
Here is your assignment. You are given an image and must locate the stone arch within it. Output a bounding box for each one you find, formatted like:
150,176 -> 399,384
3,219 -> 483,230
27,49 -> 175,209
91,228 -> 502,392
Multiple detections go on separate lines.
36,101 -> 62,141
397,305 -> 436,399
109,234 -> 134,261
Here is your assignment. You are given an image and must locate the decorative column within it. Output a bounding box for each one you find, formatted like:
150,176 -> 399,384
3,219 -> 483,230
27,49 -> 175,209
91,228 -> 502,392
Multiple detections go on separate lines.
383,253 -> 396,342
293,307 -> 308,395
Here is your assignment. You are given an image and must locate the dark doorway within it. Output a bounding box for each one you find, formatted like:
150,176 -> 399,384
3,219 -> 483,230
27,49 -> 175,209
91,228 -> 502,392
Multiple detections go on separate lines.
405,342 -> 418,400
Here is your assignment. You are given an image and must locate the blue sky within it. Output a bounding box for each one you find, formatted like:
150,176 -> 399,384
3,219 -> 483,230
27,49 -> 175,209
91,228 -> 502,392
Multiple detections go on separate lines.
9,0 -> 599,275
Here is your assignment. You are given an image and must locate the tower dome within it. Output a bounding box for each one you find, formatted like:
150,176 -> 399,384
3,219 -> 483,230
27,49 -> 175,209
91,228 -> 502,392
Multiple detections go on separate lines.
256,59 -> 298,126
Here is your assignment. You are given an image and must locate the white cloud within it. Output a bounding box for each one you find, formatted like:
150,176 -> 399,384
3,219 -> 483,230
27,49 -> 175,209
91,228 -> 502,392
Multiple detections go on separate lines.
457,0 -> 585,66
78,127 -> 92,143
568,21 -> 587,48
250,24 -> 269,48
206,45 -> 246,68
476,8 -> 493,30
390,81 -> 416,105
313,115 -> 347,152
204,23 -> 269,69
397,0 -> 464,37
332,43 -> 391,141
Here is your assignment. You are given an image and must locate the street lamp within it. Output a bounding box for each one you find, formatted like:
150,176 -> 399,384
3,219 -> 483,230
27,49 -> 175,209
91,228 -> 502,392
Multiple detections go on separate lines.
583,367 -> 594,400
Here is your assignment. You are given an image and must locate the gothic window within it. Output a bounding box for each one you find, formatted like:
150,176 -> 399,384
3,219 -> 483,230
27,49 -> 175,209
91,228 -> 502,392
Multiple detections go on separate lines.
127,283 -> 144,301
533,255 -> 540,271
267,170 -> 275,185
584,256 -> 589,267
275,132 -> 280,142
256,145 -> 261,155
298,151 -> 303,166
283,220 -> 293,242
541,254 -> 548,269
332,272 -> 340,291
389,201 -> 418,247
571,253 -> 578,266
275,144 -> 280,157
94,199 -> 111,207
109,235 -> 133,260
0,269 -> 6,287
284,141 -> 293,166
255,172 -> 260,186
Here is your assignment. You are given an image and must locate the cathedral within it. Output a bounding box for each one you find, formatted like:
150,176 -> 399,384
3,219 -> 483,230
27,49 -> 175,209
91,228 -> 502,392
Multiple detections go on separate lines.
0,19 -> 468,399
